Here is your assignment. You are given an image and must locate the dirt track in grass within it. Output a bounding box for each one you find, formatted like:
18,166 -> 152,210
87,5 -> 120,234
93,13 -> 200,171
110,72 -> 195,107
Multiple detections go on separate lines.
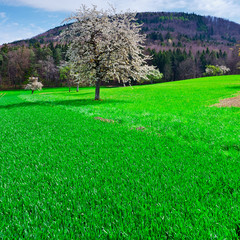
212,95 -> 240,107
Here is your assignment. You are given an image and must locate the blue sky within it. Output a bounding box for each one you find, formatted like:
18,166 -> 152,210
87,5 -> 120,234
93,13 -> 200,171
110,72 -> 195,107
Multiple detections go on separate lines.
1,0 -> 240,45
0,4 -> 67,44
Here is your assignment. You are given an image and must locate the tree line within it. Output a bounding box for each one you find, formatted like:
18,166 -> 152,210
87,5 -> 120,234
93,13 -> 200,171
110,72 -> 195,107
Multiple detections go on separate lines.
0,39 -> 239,89
148,47 -> 240,81
0,42 -> 68,89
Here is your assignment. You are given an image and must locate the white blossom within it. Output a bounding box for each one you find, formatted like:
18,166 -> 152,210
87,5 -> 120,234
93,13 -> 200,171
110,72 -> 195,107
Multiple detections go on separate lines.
218,65 -> 230,74
25,77 -> 43,94
204,65 -> 230,76
61,5 -> 155,100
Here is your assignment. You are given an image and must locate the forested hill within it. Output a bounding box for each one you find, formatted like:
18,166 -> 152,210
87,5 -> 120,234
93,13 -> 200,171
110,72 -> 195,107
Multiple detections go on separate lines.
1,12 -> 240,88
6,12 -> 240,48
139,12 -> 240,44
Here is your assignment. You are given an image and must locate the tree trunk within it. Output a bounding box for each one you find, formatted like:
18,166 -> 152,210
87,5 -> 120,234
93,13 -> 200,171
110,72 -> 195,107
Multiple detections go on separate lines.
76,83 -> 79,92
95,79 -> 101,100
32,90 -> 34,94
67,78 -> 71,92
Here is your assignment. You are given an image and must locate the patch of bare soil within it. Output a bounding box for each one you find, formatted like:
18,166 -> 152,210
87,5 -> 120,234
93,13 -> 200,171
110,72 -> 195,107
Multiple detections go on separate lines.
212,95 -> 240,108
136,126 -> 145,131
94,117 -> 115,123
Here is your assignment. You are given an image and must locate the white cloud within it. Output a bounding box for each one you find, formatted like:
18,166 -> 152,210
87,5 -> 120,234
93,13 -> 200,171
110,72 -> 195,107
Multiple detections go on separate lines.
0,12 -> 8,25
0,0 -> 190,12
0,23 -> 45,44
190,0 -> 240,20
2,0 -> 240,22
0,0 -> 112,12
0,12 -> 6,18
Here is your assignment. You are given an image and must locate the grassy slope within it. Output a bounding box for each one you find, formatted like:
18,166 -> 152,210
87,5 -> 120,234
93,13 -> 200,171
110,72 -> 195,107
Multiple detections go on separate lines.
0,75 -> 240,239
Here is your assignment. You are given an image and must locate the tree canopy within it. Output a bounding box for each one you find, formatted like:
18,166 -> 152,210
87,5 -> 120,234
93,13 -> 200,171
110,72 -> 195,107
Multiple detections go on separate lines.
25,77 -> 43,94
61,5 -> 155,100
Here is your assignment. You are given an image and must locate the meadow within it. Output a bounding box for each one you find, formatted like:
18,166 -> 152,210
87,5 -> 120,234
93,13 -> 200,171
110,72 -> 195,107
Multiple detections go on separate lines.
0,75 -> 240,239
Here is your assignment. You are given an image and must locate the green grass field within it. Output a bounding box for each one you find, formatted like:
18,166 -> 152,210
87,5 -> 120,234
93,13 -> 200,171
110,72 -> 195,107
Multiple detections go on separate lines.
0,75 -> 240,239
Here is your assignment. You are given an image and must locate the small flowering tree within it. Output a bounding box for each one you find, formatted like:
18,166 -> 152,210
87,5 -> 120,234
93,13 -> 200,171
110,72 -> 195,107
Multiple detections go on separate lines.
218,65 -> 231,74
144,69 -> 164,83
25,77 -> 43,94
204,65 -> 230,76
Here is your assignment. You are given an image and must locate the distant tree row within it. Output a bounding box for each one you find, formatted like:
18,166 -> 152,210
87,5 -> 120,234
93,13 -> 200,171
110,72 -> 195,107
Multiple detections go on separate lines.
148,47 -> 239,81
0,43 -> 68,88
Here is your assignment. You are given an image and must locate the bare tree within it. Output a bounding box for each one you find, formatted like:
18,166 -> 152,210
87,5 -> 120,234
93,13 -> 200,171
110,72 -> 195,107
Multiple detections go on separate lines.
178,58 -> 197,80
7,47 -> 33,87
38,56 -> 59,86
61,5 -> 155,100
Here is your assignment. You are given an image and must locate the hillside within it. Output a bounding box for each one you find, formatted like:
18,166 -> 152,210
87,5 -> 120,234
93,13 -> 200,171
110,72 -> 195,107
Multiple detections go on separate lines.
138,12 -> 240,55
7,12 -> 240,52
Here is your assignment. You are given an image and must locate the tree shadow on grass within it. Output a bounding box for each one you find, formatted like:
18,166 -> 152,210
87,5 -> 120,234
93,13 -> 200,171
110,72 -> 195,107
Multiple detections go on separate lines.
0,98 -> 128,109
39,92 -> 93,96
225,85 -> 240,90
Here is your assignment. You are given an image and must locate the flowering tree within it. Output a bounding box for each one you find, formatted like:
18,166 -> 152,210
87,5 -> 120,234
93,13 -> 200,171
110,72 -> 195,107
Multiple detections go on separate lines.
144,69 -> 164,83
25,77 -> 43,94
61,5 -> 156,100
204,65 -> 230,76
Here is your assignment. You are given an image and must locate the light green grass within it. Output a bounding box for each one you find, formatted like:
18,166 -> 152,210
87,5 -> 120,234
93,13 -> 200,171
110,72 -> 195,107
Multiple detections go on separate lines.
0,76 -> 240,239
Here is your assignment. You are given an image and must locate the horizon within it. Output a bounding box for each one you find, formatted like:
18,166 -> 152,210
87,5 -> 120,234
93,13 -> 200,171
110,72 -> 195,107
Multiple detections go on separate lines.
1,0 -> 240,45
